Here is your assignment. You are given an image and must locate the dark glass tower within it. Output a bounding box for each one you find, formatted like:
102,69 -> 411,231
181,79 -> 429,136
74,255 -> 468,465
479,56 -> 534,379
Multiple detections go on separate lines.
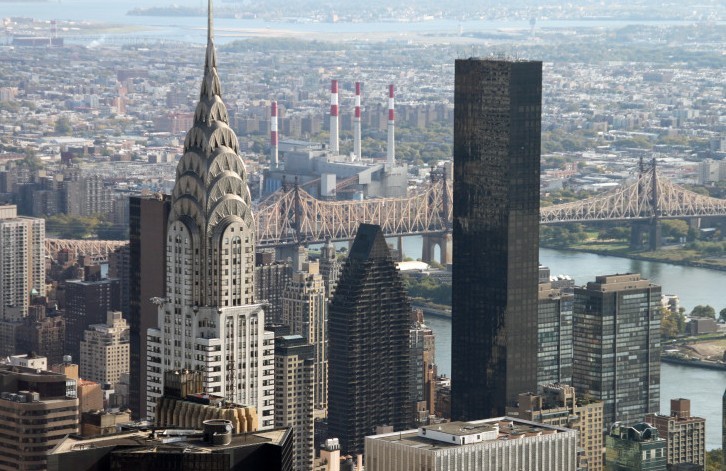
128,194 -> 170,419
573,273 -> 661,427
328,224 -> 412,455
451,59 -> 542,420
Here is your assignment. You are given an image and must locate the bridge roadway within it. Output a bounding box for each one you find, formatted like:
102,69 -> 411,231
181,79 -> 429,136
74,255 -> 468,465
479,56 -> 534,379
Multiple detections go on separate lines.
45,167 -> 726,260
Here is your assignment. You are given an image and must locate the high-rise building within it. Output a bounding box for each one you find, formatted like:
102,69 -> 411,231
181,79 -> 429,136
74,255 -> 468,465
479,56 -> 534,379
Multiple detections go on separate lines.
275,335 -> 314,471
318,239 -> 341,299
410,309 -> 436,424
108,244 -> 130,316
451,59 -> 542,420
79,311 -> 130,388
281,260 -> 328,411
146,2 -> 274,428
15,304 -> 66,365
128,193 -> 170,419
0,364 -> 79,471
573,273 -> 661,428
365,417 -> 578,471
537,282 -> 573,386
255,250 -> 293,325
507,385 -> 604,471
328,223 -> 412,455
645,398 -> 705,469
0,205 -> 45,320
605,422 -> 666,471
64,278 -> 121,362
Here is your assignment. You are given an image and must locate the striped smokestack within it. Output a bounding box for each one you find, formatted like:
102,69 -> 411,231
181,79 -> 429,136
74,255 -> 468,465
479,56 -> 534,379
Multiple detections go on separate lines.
270,100 -> 278,168
387,84 -> 395,167
329,79 -> 339,154
353,81 -> 361,161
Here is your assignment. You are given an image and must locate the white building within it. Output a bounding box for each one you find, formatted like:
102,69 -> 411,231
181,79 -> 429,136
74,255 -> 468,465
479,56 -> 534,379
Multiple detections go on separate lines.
146,2 -> 274,428
365,417 -> 578,471
0,205 -> 45,321
80,311 -> 129,388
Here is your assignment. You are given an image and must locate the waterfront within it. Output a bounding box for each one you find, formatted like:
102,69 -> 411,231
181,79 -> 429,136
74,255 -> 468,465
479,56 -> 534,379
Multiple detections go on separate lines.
421,245 -> 726,450
2,1 -> 722,45
426,315 -> 725,450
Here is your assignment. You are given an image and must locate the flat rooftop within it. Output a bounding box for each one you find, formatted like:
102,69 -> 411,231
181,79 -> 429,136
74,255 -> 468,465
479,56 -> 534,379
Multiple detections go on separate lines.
51,427 -> 289,455
369,417 -> 572,451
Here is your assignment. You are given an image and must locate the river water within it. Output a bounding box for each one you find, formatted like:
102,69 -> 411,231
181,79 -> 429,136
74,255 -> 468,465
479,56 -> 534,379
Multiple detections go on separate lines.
3,1 -> 722,45
418,244 -> 726,450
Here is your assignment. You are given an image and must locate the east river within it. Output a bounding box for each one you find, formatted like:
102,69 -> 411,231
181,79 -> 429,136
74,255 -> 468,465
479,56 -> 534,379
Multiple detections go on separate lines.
417,246 -> 726,451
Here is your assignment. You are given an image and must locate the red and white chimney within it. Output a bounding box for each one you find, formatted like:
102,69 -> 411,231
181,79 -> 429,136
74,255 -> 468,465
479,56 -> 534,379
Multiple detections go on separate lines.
387,84 -> 395,167
329,79 -> 339,155
354,81 -> 362,161
270,100 -> 279,168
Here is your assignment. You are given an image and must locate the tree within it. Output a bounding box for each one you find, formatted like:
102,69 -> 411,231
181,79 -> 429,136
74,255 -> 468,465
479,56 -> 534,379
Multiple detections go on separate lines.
661,219 -> 689,240
690,305 -> 715,319
54,116 -> 72,135
719,308 -> 726,322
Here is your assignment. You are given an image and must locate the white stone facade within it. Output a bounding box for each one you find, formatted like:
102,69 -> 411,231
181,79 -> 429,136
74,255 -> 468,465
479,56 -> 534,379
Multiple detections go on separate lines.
365,418 -> 579,471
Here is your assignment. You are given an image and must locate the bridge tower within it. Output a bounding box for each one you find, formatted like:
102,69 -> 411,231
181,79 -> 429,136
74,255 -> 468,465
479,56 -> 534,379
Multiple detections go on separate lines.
421,166 -> 452,265
630,158 -> 662,251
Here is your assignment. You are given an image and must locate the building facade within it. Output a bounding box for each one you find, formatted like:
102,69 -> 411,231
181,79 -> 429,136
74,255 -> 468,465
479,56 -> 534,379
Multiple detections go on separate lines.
328,224 -> 413,455
0,205 -> 45,320
15,304 -> 66,365
274,335 -> 314,471
281,261 -> 328,411
537,282 -> 573,387
0,365 -> 79,471
79,311 -> 130,388
645,398 -> 705,469
365,417 -> 578,471
145,5 -> 274,427
507,384 -> 604,471
64,278 -> 121,363
451,59 -> 542,420
605,422 -> 666,471
128,193 -> 170,419
573,273 -> 661,428
255,250 -> 292,325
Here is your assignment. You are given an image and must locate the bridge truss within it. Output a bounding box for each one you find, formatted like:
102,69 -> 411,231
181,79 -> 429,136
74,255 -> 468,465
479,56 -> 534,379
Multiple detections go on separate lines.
540,162 -> 726,223
45,161 -> 725,254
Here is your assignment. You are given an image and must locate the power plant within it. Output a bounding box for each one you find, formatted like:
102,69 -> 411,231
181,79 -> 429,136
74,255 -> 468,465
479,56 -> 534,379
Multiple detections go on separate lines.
263,80 -> 408,199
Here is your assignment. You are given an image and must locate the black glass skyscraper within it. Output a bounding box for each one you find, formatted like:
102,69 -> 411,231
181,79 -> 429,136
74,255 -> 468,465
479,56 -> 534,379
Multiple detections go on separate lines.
328,224 -> 412,455
451,59 -> 542,421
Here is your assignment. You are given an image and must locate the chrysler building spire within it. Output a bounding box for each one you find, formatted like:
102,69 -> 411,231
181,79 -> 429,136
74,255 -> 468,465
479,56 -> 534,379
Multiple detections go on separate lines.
147,0 -> 274,427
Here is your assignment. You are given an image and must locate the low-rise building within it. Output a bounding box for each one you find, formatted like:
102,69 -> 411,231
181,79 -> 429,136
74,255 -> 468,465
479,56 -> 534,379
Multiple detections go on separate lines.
605,422 -> 666,471
645,398 -> 705,469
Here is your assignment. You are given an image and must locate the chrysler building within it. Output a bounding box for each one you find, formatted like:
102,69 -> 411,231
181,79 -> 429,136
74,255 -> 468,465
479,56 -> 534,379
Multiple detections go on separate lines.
146,0 -> 274,428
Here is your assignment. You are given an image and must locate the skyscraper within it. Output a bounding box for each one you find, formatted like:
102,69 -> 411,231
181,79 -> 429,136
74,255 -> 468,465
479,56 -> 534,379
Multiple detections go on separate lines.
64,277 -> 121,362
0,205 -> 45,320
281,260 -> 328,411
145,1 -> 274,428
79,311 -> 130,389
573,273 -> 661,428
451,58 -> 542,420
129,194 -> 170,419
537,281 -> 573,387
274,335 -> 314,471
328,223 -> 412,455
